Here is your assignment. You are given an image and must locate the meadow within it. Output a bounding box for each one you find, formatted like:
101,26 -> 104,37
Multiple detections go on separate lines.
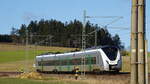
0,43 -> 149,84
0,43 -> 76,63
0,43 -> 150,72
0,43 -> 76,71
0,78 -> 86,84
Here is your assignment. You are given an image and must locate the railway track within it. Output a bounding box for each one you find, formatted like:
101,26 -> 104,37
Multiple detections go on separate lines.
0,71 -> 149,77
41,72 -> 150,82
0,72 -> 22,77
0,71 -> 149,83
0,71 -> 129,77
0,71 -> 149,84
0,71 -> 131,75
40,71 -> 130,75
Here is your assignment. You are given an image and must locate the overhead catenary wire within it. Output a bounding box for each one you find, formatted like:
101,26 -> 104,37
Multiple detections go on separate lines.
85,16 -> 123,19
81,11 -> 125,77
25,28 -> 29,73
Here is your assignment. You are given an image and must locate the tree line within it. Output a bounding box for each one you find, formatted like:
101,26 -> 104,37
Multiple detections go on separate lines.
0,34 -> 12,42
2,19 -> 124,49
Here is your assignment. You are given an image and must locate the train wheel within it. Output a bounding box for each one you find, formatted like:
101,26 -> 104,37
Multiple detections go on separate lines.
36,69 -> 41,73
53,69 -> 58,73
93,69 -> 100,74
114,70 -> 119,73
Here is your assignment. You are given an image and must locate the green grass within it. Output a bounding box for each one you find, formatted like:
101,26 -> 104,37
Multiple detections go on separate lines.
0,50 -> 50,63
0,78 -> 86,84
0,43 -> 149,72
0,78 -> 48,84
0,43 -> 77,71
0,43 -> 76,63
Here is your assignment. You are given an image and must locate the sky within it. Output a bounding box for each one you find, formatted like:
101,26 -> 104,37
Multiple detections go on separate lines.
0,0 -> 149,51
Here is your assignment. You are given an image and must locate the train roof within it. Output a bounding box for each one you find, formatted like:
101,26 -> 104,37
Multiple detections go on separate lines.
36,48 -> 101,59
86,45 -> 118,50
36,45 -> 119,59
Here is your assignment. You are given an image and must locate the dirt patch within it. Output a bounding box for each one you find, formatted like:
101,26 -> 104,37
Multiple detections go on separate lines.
0,73 -> 9,77
16,72 -> 43,79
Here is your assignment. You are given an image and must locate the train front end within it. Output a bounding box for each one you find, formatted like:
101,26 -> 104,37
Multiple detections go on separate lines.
101,46 -> 122,72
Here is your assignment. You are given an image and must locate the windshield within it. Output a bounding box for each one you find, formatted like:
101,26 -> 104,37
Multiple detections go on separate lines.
102,46 -> 118,61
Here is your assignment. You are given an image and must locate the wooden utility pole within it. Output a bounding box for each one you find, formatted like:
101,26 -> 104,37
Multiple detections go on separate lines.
131,0 -> 147,84
131,0 -> 138,84
145,40 -> 148,84
137,0 -> 146,83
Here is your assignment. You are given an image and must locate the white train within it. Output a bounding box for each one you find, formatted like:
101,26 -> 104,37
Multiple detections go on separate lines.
35,46 -> 122,73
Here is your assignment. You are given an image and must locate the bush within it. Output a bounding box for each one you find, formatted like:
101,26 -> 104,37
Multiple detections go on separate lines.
121,50 -> 130,56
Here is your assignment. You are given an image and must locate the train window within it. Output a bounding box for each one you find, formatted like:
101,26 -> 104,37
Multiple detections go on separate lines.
85,56 -> 96,64
38,60 -> 57,66
38,56 -> 96,66
53,60 -> 59,65
69,58 -> 81,65
61,60 -> 68,65
102,47 -> 118,61
38,62 -> 42,66
92,57 -> 96,64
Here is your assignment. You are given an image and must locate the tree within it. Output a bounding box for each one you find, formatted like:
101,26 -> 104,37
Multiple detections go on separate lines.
0,34 -> 12,42
11,19 -> 124,49
112,34 -> 124,50
10,27 -> 18,43
18,24 -> 27,44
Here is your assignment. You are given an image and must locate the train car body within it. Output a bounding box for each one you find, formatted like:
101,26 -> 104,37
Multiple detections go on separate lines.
35,46 -> 122,72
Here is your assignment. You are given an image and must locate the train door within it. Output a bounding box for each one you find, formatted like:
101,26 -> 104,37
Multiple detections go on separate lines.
96,50 -> 104,70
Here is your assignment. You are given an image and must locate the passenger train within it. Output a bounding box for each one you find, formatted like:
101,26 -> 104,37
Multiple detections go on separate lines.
35,46 -> 122,73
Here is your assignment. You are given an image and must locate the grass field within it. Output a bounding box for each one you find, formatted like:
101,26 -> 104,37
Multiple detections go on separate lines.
0,43 -> 76,71
0,78 -> 86,84
0,43 -> 150,84
0,43 -> 150,72
0,73 -> 130,84
0,43 -> 76,63
0,78 -> 49,84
